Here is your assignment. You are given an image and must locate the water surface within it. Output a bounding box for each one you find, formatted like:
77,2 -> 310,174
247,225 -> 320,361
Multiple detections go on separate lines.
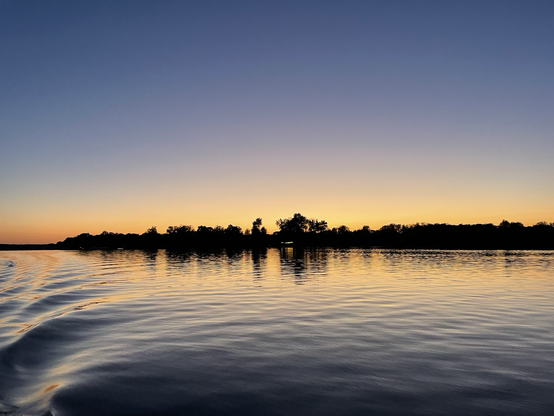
1,249 -> 553,415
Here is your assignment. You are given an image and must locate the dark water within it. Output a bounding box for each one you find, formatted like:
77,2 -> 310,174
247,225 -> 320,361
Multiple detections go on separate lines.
0,249 -> 553,416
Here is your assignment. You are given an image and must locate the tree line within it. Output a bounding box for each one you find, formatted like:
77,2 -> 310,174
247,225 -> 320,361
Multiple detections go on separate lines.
57,214 -> 554,250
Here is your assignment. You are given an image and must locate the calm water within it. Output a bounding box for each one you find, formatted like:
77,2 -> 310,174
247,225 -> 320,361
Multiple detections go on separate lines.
0,249 -> 553,416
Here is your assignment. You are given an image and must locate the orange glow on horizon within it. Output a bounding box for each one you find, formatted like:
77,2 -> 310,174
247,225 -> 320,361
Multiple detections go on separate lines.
2,205 -> 552,245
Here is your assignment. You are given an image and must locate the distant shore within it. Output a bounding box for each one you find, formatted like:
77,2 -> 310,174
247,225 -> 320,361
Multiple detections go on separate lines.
2,216 -> 553,251
0,244 -> 59,251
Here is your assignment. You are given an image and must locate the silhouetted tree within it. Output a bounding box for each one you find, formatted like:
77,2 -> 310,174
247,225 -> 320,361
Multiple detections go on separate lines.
143,226 -> 158,235
55,215 -> 554,250
252,218 -> 263,235
167,225 -> 194,234
308,219 -> 328,233
179,225 -> 194,233
225,224 -> 242,235
379,224 -> 402,233
276,213 -> 309,234
141,226 -> 160,248
336,225 -> 350,235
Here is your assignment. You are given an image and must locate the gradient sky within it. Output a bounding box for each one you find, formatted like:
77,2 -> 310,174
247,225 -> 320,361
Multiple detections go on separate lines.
1,0 -> 553,243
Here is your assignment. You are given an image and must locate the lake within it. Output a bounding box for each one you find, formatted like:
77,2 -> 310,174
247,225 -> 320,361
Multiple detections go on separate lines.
1,248 -> 553,416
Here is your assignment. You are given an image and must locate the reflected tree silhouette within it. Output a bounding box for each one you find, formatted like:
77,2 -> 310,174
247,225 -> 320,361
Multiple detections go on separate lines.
279,247 -> 307,281
278,247 -> 330,282
251,248 -> 267,279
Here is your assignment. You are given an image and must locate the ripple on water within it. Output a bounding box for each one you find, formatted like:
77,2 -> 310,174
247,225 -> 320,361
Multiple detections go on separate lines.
0,249 -> 553,415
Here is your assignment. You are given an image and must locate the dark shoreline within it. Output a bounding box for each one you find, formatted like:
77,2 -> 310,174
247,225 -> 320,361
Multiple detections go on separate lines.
0,244 -> 59,251
2,246 -> 554,252
3,218 -> 554,251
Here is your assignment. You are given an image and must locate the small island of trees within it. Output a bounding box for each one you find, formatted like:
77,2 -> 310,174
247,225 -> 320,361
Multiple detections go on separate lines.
51,214 -> 554,250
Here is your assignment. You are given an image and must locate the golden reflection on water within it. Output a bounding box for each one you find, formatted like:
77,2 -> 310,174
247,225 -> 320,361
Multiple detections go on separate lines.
1,249 -> 554,415
2,249 -> 553,301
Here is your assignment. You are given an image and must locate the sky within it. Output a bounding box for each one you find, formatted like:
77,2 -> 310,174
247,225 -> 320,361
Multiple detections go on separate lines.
1,0 -> 553,244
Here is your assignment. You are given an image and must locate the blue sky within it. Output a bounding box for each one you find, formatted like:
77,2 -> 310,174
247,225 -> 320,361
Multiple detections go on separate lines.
1,0 -> 553,243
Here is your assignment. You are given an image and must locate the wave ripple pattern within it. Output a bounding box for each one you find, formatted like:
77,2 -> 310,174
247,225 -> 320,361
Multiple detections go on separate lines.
1,249 -> 554,416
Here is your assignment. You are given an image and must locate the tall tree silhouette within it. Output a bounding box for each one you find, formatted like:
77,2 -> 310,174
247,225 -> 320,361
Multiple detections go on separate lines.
276,213 -> 309,234
251,218 -> 263,235
308,219 -> 328,233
